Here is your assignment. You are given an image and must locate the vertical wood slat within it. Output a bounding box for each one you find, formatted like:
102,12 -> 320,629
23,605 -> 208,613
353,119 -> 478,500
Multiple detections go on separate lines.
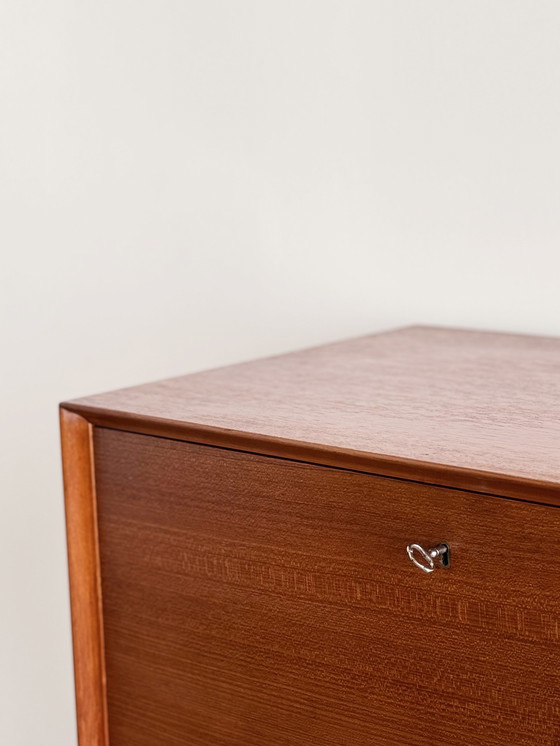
60,408 -> 108,746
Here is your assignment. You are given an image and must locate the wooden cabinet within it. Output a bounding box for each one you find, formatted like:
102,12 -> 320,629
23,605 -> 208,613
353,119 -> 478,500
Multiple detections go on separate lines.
60,326 -> 560,745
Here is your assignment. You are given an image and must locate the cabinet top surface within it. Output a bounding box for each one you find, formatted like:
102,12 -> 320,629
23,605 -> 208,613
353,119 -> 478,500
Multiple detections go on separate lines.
64,326 -> 560,500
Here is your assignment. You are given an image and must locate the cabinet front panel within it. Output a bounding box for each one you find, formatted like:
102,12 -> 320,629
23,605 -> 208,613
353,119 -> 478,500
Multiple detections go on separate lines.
93,428 -> 560,746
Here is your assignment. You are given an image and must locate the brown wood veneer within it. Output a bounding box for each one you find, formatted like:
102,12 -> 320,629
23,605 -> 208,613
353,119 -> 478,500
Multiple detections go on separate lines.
60,325 -> 560,744
63,326 -> 560,505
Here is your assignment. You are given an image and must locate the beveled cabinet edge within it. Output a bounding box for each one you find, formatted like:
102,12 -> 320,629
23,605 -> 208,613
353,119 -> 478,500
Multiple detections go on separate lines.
60,407 -> 109,746
62,401 -> 560,508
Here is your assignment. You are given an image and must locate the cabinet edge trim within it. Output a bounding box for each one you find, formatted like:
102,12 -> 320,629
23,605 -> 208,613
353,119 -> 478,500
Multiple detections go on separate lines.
60,402 -> 560,508
60,407 -> 109,746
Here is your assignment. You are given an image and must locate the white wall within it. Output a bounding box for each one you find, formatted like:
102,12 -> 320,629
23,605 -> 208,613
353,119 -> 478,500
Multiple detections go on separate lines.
1,2 -> 559,743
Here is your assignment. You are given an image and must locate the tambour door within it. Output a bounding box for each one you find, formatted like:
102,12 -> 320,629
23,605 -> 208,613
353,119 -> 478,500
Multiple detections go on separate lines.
93,427 -> 560,746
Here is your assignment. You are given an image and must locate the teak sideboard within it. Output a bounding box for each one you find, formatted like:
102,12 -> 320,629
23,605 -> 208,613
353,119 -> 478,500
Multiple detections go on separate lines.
60,326 -> 560,745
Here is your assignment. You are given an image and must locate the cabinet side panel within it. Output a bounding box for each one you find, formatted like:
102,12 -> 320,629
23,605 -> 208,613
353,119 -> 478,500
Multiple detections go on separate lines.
60,409 -> 108,746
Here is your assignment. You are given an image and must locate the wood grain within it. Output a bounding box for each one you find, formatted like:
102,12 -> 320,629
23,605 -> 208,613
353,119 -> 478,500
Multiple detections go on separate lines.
60,409 -> 108,746
63,326 -> 560,505
93,427 -> 560,746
